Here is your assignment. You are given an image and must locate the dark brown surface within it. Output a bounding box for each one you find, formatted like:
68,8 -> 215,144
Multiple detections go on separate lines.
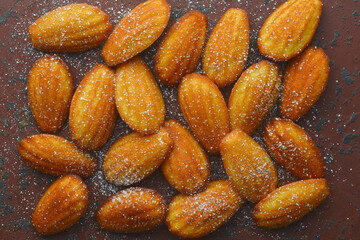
0,0 -> 359,239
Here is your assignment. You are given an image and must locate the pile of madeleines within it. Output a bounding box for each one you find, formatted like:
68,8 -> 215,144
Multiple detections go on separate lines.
17,0 -> 331,237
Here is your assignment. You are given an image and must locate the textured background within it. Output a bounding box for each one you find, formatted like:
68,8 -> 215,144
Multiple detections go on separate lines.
0,0 -> 359,239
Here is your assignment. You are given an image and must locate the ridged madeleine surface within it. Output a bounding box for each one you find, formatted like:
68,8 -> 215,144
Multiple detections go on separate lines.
162,119 -> 210,194
178,73 -> 230,154
103,128 -> 173,186
102,0 -> 171,66
220,129 -> 278,202
18,134 -> 97,177
280,46 -> 330,121
28,55 -> 73,133
155,10 -> 207,86
264,118 -> 324,179
203,8 -> 249,88
69,64 -> 117,151
96,188 -> 167,233
115,56 -> 165,135
253,179 -> 330,229
29,4 -> 111,52
167,180 -> 243,238
229,61 -> 281,135
32,175 -> 88,235
258,0 -> 323,61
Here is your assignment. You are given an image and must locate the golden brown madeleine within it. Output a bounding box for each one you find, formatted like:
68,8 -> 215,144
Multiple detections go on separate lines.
220,129 -> 278,202
162,119 -> 210,194
69,64 -> 117,151
115,56 -> 165,135
253,179 -> 330,229
166,180 -> 243,238
28,55 -> 73,133
102,0 -> 171,66
28,4 -> 111,52
96,188 -> 167,233
203,8 -> 249,88
264,118 -> 324,179
280,46 -> 330,121
103,128 -> 173,186
32,175 -> 89,235
18,134 -> 97,177
178,73 -> 230,154
155,10 -> 207,86
229,61 -> 281,135
258,0 -> 323,61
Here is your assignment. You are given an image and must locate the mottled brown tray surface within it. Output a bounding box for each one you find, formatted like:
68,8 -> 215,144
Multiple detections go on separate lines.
0,0 -> 359,239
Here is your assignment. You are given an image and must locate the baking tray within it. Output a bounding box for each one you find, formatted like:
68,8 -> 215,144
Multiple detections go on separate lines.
0,0 -> 359,239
